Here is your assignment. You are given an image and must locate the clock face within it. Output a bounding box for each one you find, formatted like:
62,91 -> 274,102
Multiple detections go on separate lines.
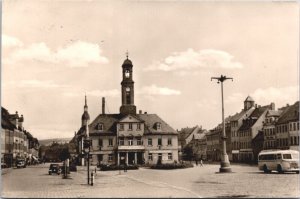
126,87 -> 130,92
125,70 -> 130,78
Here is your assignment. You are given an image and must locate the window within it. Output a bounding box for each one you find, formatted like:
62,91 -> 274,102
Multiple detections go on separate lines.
129,123 -> 133,130
156,123 -> 161,130
128,138 -> 133,146
158,138 -> 162,146
120,124 -> 124,131
125,69 -> 130,78
98,154 -> 103,162
98,139 -> 103,147
119,137 -> 124,146
137,137 -> 142,145
290,123 -> 293,131
158,153 -> 162,161
168,153 -> 172,160
137,123 -> 141,130
167,138 -> 172,146
283,154 -> 292,159
148,153 -> 153,160
98,123 -> 103,131
109,139 -> 113,146
293,123 -> 296,131
148,138 -> 152,146
108,154 -> 113,161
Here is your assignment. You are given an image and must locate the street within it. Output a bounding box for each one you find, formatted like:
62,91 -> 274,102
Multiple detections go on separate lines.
1,163 -> 299,198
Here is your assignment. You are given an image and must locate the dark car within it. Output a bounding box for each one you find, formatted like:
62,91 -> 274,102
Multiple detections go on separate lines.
48,164 -> 61,175
16,159 -> 26,168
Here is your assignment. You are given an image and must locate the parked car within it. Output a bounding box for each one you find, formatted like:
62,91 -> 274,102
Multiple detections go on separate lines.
16,159 -> 26,168
1,162 -> 8,169
48,164 -> 61,175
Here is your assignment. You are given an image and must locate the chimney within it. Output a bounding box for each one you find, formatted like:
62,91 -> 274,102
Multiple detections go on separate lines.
270,102 -> 275,110
286,103 -> 289,107
139,110 -> 142,114
102,97 -> 105,114
15,111 -> 19,129
255,104 -> 257,108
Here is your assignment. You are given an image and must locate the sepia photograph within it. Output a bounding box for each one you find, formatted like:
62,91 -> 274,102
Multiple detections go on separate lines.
1,0 -> 299,198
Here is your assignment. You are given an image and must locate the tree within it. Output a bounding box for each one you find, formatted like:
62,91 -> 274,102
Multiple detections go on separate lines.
59,147 -> 70,161
183,145 -> 194,161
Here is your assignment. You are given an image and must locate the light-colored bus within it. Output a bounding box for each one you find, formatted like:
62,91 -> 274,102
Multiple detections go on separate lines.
258,150 -> 299,174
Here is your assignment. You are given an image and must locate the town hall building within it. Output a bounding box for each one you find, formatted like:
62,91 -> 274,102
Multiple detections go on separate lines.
75,56 -> 179,166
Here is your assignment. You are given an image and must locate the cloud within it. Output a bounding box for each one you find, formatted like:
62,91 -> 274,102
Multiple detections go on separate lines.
64,89 -> 119,97
4,80 -> 68,89
145,48 -> 243,72
196,99 -> 218,109
225,92 -> 244,104
2,34 -> 24,48
251,86 -> 298,107
6,40 -> 109,67
138,84 -> 181,96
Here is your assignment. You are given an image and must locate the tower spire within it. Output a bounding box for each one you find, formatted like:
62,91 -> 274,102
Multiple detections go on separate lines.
126,50 -> 129,60
82,94 -> 90,127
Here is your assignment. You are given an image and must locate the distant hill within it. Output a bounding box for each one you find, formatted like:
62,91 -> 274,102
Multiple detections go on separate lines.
39,138 -> 72,146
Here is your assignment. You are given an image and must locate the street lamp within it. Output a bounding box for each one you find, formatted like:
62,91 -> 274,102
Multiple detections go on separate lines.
83,138 -> 91,184
211,75 -> 233,173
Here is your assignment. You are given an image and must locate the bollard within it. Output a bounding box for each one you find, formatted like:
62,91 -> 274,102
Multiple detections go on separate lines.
91,172 -> 94,186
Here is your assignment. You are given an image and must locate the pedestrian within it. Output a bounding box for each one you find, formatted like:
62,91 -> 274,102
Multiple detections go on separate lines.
195,159 -> 198,166
124,163 -> 127,172
200,159 -> 203,167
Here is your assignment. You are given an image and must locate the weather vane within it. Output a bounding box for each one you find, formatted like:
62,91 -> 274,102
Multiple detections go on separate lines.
126,50 -> 129,59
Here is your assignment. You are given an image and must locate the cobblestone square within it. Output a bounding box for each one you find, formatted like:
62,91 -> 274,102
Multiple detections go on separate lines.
2,163 -> 299,198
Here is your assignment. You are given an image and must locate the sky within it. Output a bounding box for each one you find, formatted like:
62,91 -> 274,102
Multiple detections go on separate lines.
2,0 -> 299,140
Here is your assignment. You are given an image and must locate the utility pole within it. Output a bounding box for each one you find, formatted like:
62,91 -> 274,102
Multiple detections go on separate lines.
211,75 -> 233,173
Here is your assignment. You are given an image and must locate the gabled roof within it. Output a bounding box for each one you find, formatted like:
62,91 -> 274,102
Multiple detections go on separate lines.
80,113 -> 177,137
266,110 -> 282,117
238,105 -> 270,131
1,107 -> 16,130
244,96 -> 254,102
137,114 -> 177,135
89,114 -> 123,136
178,126 -> 197,141
277,101 -> 299,124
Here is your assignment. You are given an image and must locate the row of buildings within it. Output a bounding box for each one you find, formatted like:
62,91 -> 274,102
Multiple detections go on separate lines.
1,107 -> 40,167
179,97 -> 299,163
70,57 -> 179,166
69,56 -> 298,166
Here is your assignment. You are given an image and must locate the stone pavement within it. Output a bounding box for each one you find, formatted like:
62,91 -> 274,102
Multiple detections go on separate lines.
1,163 -> 299,198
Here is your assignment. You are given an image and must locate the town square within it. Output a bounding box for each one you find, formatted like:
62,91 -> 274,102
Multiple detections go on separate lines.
1,0 -> 299,198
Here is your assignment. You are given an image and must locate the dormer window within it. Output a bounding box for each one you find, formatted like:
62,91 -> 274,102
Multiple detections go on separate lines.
97,123 -> 104,131
155,122 -> 162,130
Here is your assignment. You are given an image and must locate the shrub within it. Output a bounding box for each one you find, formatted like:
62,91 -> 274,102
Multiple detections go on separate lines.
100,164 -> 139,171
150,162 -> 194,170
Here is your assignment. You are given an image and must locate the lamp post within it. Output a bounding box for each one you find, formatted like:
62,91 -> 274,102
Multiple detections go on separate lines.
84,138 -> 91,184
211,75 -> 233,173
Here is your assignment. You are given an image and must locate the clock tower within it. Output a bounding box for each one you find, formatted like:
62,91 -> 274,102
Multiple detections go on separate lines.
120,54 -> 136,115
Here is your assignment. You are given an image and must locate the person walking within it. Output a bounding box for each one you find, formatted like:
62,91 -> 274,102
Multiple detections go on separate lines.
124,163 -> 127,172
200,159 -> 203,167
195,159 -> 198,166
